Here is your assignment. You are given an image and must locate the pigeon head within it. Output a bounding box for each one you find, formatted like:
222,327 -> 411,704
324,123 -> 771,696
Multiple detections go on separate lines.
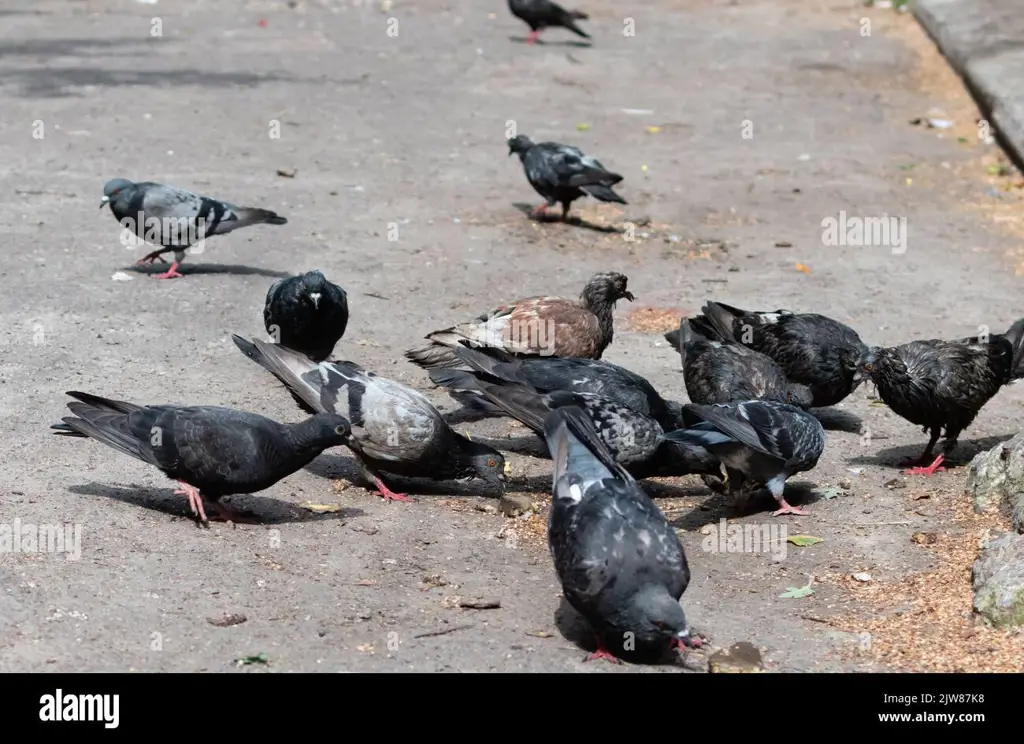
507,135 -> 534,158
461,438 -> 508,486
852,347 -> 887,385
300,270 -> 329,310
101,178 -> 134,209
580,272 -> 635,308
625,585 -> 694,648
308,413 -> 353,444
785,383 -> 815,409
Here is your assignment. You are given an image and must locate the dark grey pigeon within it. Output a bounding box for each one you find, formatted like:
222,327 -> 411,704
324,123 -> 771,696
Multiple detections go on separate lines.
690,301 -> 868,408
543,406 -> 699,663
507,135 -> 626,222
428,368 -> 722,481
508,0 -> 590,44
853,317 -> 1024,475
665,318 -> 814,408
663,400 -> 825,516
231,336 -> 507,501
405,272 -> 633,369
101,178 -> 287,279
424,344 -> 687,431
264,270 -> 349,362
50,390 -> 351,525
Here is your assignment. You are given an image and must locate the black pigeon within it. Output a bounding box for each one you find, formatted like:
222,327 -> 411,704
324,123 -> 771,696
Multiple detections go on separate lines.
428,368 -> 722,481
543,406 -> 699,663
690,301 -> 868,408
50,391 -> 351,524
101,178 -> 287,279
231,336 -> 507,501
507,135 -> 626,221
665,318 -> 814,408
264,270 -> 349,362
426,344 -> 687,431
853,317 -> 1024,475
508,0 -> 590,44
663,400 -> 826,516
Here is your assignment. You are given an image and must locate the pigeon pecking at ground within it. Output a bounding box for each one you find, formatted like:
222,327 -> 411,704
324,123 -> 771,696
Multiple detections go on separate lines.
543,405 -> 700,663
100,178 -> 287,279
664,317 -> 814,408
428,368 -> 722,481
507,0 -> 591,45
507,135 -> 626,221
663,400 -> 826,517
405,272 -> 634,369
690,301 -> 868,408
50,391 -> 351,525
853,317 -> 1024,476
264,270 -> 349,362
423,344 -> 688,431
232,335 -> 507,501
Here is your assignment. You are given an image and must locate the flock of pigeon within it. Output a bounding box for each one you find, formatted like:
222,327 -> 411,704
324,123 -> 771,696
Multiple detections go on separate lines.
48,0 -> 1024,664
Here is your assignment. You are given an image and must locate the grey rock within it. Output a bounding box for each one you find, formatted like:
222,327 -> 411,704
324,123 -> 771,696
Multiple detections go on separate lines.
964,432 -> 1024,530
972,532 -> 1024,628
708,641 -> 764,673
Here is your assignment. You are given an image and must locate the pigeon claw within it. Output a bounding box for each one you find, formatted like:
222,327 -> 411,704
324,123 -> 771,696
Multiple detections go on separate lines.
153,261 -> 184,280
529,203 -> 549,220
525,30 -> 540,45
373,477 -> 413,503
770,500 -> 808,517
904,454 -> 946,476
175,482 -> 208,523
585,647 -> 620,664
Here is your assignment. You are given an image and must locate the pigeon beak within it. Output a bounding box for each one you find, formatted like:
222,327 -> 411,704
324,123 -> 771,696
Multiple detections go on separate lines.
309,292 -> 321,309
624,291 -> 635,302
676,628 -> 702,649
851,370 -> 866,384
503,461 -> 512,479
99,196 -> 110,209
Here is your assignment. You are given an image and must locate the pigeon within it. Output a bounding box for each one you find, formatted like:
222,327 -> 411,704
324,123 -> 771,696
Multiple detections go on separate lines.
405,272 -> 634,369
665,318 -> 814,408
101,178 -> 287,279
663,400 -> 826,516
424,344 -> 687,431
507,135 -> 626,221
543,406 -> 699,662
50,391 -> 351,524
508,0 -> 590,44
690,301 -> 868,408
428,368 -> 722,480
264,270 -> 349,362
853,317 -> 1024,475
231,335 -> 507,501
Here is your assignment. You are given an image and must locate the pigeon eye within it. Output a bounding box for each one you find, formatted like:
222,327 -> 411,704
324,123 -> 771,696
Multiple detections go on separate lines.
488,458 -> 497,468
864,363 -> 874,372
334,425 -> 347,435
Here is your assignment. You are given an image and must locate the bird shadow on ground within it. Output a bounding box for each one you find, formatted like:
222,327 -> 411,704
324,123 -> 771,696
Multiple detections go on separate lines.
509,36 -> 592,48
303,453 -> 506,498
845,433 -> 1015,471
126,263 -> 291,280
511,202 -> 622,234
68,484 -> 362,526
810,407 -> 863,433
666,481 -> 819,531
553,598 -> 694,668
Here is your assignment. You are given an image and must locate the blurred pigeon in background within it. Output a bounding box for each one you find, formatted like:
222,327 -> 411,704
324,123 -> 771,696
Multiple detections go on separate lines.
507,135 -> 626,221
543,405 -> 699,663
508,0 -> 591,44
51,391 -> 351,524
264,270 -> 349,362
101,178 -> 287,279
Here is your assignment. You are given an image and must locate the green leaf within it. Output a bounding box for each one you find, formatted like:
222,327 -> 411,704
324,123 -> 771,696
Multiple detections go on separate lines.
819,486 -> 842,500
235,652 -> 269,666
787,534 -> 824,547
780,575 -> 815,599
898,163 -> 916,171
576,123 -> 591,131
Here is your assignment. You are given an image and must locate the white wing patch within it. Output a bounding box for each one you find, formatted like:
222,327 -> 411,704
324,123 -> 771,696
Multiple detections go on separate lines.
568,483 -> 583,503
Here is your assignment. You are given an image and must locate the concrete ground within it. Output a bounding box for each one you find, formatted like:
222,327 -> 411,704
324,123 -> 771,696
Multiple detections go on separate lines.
2,0 -> 1023,672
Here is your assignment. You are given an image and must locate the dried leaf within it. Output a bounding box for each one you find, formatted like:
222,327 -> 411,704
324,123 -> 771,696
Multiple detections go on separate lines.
576,123 -> 591,131
208,613 -> 247,627
794,263 -> 811,274
646,125 -> 662,134
780,576 -> 815,599
787,535 -> 824,547
300,502 -> 342,513
819,486 -> 842,500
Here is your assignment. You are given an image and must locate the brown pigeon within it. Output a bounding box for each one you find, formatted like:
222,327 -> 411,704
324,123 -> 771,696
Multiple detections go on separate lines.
405,272 -> 634,369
